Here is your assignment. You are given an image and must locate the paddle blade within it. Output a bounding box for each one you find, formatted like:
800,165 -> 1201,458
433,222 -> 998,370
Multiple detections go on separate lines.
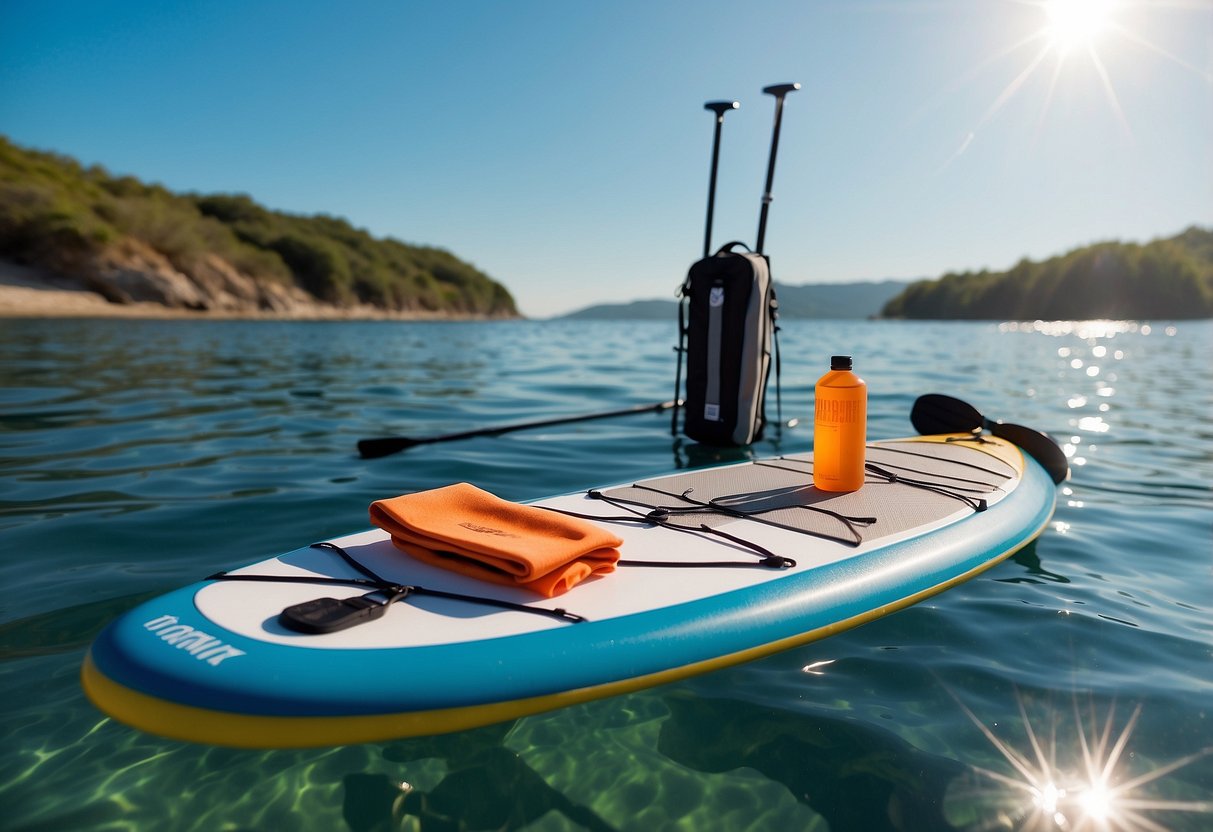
992,422 -> 1070,484
357,436 -> 418,459
910,394 -> 983,436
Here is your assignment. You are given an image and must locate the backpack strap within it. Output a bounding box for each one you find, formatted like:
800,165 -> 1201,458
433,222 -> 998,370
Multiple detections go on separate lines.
671,284 -> 688,436
714,241 -> 751,254
770,286 -> 782,435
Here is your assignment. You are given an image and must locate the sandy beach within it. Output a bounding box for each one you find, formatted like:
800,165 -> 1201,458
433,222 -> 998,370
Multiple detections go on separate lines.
0,259 -> 509,321
0,260 -> 183,318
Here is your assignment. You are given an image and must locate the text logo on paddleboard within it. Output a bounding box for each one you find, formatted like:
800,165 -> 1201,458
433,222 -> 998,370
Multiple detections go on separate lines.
143,615 -> 246,666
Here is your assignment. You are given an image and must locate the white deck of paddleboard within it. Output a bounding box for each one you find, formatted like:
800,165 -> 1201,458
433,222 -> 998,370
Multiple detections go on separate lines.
195,442 -> 1020,650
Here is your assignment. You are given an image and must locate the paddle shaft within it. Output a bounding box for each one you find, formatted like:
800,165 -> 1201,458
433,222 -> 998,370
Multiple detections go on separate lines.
755,82 -> 800,255
702,100 -> 739,259
358,399 -> 681,459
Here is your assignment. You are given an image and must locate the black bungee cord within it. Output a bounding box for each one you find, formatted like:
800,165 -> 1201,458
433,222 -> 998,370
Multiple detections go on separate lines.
208,541 -> 587,633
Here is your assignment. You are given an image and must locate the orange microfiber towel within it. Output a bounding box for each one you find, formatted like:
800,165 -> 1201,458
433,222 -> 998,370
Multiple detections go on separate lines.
369,483 -> 622,597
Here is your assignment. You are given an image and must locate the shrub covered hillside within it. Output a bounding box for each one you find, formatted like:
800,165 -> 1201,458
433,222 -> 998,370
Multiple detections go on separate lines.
0,136 -> 518,316
881,227 -> 1213,320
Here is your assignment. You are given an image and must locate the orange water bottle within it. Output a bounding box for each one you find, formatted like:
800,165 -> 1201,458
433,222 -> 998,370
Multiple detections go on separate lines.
813,355 -> 867,492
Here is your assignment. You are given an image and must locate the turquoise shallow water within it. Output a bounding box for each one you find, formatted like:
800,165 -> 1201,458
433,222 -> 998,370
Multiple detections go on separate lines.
1,317 -> 1210,831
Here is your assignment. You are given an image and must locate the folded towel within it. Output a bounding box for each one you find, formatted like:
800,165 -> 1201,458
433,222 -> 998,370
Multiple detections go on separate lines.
369,483 -> 622,597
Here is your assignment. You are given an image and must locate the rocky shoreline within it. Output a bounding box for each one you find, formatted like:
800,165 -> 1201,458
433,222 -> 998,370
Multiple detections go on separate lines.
0,255 -> 516,321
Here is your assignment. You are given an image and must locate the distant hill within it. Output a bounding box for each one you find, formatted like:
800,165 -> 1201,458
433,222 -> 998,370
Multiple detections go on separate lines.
559,280 -> 909,321
559,298 -> 677,320
0,136 -> 518,317
777,280 -> 910,318
881,227 -> 1213,321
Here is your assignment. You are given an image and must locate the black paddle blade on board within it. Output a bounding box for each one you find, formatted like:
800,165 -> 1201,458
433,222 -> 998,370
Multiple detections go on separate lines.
990,422 -> 1070,485
910,394 -> 983,436
911,393 -> 1069,484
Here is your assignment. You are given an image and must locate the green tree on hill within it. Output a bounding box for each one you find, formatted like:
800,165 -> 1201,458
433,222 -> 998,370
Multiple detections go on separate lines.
880,228 -> 1213,320
0,136 -> 518,316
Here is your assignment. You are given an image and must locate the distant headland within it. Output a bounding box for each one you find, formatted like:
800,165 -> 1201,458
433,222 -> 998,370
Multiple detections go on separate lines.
0,136 -> 518,319
879,226 -> 1213,321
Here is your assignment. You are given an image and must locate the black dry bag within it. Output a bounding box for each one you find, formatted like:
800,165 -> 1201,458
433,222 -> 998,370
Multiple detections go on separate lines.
674,241 -> 778,446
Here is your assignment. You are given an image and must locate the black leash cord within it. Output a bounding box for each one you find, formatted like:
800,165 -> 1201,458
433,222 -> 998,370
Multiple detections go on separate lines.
855,459 -> 1003,492
860,443 -> 1012,480
311,540 -> 392,584
207,542 -> 587,626
862,463 -> 988,512
776,454 -> 1006,491
544,493 -> 796,568
622,523 -> 791,570
627,482 -> 870,547
755,457 -> 993,512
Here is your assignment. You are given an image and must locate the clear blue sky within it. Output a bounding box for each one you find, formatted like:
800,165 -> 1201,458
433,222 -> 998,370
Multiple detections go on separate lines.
2,0 -> 1209,317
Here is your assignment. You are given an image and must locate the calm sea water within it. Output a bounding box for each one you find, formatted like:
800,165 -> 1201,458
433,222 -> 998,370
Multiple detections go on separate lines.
1,317 -> 1210,831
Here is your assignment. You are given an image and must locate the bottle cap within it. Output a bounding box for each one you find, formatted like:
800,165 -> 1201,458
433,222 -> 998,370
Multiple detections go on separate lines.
830,355 -> 852,370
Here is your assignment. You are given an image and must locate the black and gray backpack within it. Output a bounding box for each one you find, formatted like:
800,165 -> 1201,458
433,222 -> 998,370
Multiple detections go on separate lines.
671,84 -> 798,446
674,242 -> 778,445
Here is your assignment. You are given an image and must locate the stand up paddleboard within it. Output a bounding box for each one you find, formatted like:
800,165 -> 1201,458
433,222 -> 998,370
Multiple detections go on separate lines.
83,433 -> 1057,748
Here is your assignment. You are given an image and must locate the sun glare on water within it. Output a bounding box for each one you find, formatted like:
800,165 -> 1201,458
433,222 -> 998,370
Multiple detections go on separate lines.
944,691 -> 1213,831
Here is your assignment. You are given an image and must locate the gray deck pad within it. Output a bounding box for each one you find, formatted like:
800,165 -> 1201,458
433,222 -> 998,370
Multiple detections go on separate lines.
603,441 -> 1016,546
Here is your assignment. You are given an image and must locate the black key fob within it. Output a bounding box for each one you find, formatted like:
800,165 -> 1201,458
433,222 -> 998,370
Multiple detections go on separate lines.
279,592 -> 390,634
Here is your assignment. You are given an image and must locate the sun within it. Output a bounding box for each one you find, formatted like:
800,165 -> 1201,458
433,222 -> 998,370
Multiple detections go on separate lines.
932,0 -> 1212,170
1044,0 -> 1117,55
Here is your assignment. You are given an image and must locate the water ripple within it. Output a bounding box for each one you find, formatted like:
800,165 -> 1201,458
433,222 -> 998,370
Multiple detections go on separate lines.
1,317 -> 1210,831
